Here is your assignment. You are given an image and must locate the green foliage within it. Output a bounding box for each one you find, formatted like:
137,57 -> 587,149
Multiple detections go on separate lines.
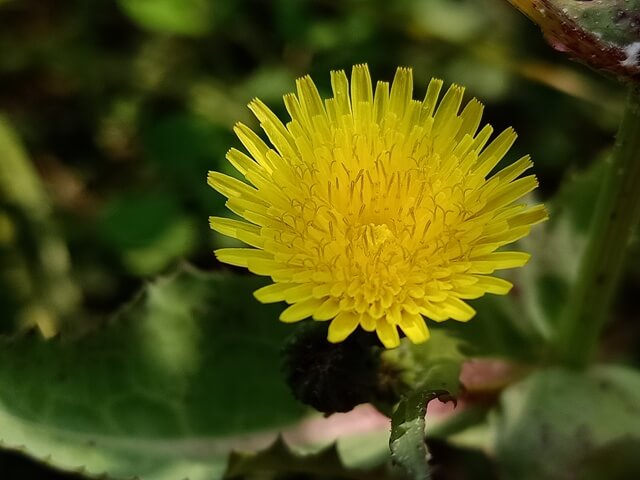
0,0 -> 638,478
0,117 -> 79,335
514,159 -> 604,341
0,267 -> 306,480
387,332 -> 465,480
226,435 -> 394,480
118,0 -> 215,36
576,437 -> 640,480
445,157 -> 605,361
492,366 -> 640,480
0,117 -> 48,212
141,113 -> 232,213
554,0 -> 640,46
99,191 -> 197,275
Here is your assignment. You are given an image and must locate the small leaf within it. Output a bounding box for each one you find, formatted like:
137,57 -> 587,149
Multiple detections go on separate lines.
0,267 -> 307,480
387,331 -> 465,480
492,366 -> 640,480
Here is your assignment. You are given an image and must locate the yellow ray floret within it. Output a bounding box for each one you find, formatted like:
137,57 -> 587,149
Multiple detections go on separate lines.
208,64 -> 547,348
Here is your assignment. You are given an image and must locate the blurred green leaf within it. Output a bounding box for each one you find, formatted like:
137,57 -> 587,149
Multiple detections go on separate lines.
492,366 -> 640,480
142,113 -> 230,213
446,158 -> 604,361
576,437 -> 640,480
411,0 -> 489,43
0,267 -> 307,480
443,295 -> 540,361
387,331 -> 464,480
0,116 -> 48,213
514,158 -> 604,340
235,67 -> 297,104
0,116 -> 79,336
226,434 -> 395,480
99,191 -> 197,275
118,0 -> 214,36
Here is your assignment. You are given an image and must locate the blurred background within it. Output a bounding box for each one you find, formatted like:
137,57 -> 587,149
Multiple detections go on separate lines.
0,0 -> 633,477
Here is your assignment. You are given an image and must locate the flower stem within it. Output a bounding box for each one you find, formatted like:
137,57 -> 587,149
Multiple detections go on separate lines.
553,84 -> 640,368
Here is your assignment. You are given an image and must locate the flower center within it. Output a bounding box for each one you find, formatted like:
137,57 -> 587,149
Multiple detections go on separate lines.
371,223 -> 394,246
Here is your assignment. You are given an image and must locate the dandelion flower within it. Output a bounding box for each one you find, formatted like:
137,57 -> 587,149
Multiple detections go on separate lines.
208,65 -> 547,348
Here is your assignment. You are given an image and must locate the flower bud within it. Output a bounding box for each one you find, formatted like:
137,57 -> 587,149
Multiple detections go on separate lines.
282,322 -> 381,414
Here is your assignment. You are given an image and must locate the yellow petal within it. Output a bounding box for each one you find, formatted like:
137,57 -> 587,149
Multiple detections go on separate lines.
474,276 -> 513,295
312,297 -> 340,321
398,313 -> 430,344
328,312 -> 360,343
254,283 -> 313,304
470,252 -> 531,273
215,248 -> 272,268
376,320 -> 400,348
279,298 -> 325,323
360,313 -> 376,332
439,297 -> 476,322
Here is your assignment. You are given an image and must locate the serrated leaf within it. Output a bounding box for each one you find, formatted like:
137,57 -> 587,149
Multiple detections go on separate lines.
0,266 -> 307,480
387,331 -> 464,480
491,366 -> 640,480
226,434 -> 395,480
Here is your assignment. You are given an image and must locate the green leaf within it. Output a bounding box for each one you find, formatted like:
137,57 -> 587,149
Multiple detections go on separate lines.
141,113 -> 232,214
446,159 -> 605,361
117,0 -> 214,36
0,117 -> 49,213
0,116 -> 79,336
0,267 -> 307,480
552,0 -> 640,46
576,437 -> 640,480
492,366 -> 640,480
99,191 -> 197,275
226,434 -> 395,480
514,159 -> 605,340
387,331 -> 465,480
443,295 -> 540,361
508,0 -> 640,78
412,0 -> 489,43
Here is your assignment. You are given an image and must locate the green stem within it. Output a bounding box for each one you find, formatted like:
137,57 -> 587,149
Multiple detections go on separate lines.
553,84 -> 640,367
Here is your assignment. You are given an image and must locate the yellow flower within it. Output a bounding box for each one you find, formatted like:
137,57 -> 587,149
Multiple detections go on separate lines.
209,65 -> 547,348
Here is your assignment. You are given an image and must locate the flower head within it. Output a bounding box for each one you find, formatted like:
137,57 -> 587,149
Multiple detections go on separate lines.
209,65 -> 547,348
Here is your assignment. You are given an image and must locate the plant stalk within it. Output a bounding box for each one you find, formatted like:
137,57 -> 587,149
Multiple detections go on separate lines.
553,84 -> 640,367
